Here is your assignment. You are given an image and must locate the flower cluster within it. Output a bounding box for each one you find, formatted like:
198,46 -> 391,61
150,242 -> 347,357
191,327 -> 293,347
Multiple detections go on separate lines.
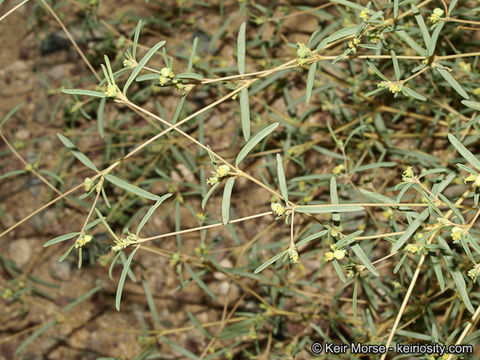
467,264 -> 480,280
159,67 -> 175,86
207,165 -> 230,185
405,243 -> 421,254
288,247 -> 299,264
379,81 -> 403,94
332,164 -> 345,175
463,173 -> 480,187
359,8 -> 369,21
325,244 -> 346,261
84,177 -> 94,192
450,226 -> 464,241
104,83 -> 118,98
428,8 -> 444,24
296,42 -> 313,65
402,166 -> 414,182
75,234 -> 93,248
271,202 -> 286,217
111,232 -> 137,252
347,38 -> 361,53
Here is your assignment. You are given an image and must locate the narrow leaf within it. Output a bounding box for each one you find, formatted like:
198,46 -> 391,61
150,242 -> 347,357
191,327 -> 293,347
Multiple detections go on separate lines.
351,243 -> 379,276
184,263 -> 217,301
236,123 -> 279,166
124,40 -> 166,94
448,134 -> 480,171
276,154 -> 288,204
116,245 -> 140,311
239,87 -> 250,141
57,134 -> 98,171
62,89 -> 106,98
295,205 -> 364,214
391,209 -> 429,252
105,173 -> 161,201
436,67 -> 469,99
305,62 -> 317,104
136,194 -> 173,236
237,22 -> 246,75
222,177 -> 235,225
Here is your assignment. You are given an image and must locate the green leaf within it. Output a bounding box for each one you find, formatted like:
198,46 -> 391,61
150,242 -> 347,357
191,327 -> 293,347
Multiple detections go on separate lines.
105,173 -> 162,201
352,278 -> 359,322
57,134 -> 98,171
235,122 -> 279,166
43,232 -> 78,247
391,209 -> 429,252
160,336 -> 200,360
305,62 -> 317,104
448,134 -> 480,171
428,22 -> 444,56
367,61 -> 388,81
97,97 -> 106,139
317,25 -> 358,50
136,194 -> 173,236
449,266 -> 475,314
142,278 -> 161,327
132,20 -> 142,60
184,263 -> 217,301
462,100 -> 480,111
402,86 -> 426,101
237,22 -> 246,75
396,30 -> 426,56
254,250 -> 289,273
222,177 -> 235,225
332,259 -> 346,282
295,205 -> 364,214
116,245 -> 140,311
187,37 -> 198,72
276,154 -> 288,204
412,5 -> 430,47
239,87 -> 250,141
62,89 -> 106,98
202,182 -> 220,209
123,40 -> 166,94
15,319 -> 57,355
351,243 -> 379,276
391,50 -> 400,81
436,67 -> 469,99
104,55 -> 115,85
0,102 -> 24,128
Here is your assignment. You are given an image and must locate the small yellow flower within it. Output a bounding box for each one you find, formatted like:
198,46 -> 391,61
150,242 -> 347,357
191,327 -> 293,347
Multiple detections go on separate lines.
206,176 -> 219,185
459,61 -> 471,73
333,249 -> 346,260
170,252 -> 180,266
216,165 -> 230,178
464,174 -> 476,183
288,247 -> 299,263
325,252 -> 334,261
383,208 -> 393,220
271,202 -> 285,217
332,164 -> 345,175
359,8 -> 369,21
75,234 -> 93,248
296,42 -> 310,59
474,87 -> 480,96
24,163 -> 33,172
402,166 -> 414,182
405,243 -> 419,254
468,264 -> 480,280
428,8 -> 444,23
160,67 -> 174,78
84,177 -> 94,192
105,84 -> 117,98
158,76 -> 168,86
123,58 -> 136,68
2,288 -> 13,300
451,226 -> 464,241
